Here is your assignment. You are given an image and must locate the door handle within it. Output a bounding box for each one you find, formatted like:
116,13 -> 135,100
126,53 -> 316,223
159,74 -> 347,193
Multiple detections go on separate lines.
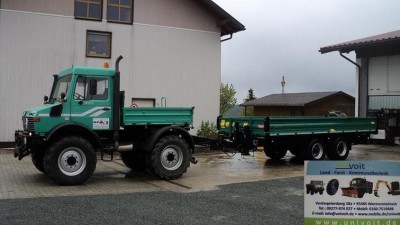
102,107 -> 111,111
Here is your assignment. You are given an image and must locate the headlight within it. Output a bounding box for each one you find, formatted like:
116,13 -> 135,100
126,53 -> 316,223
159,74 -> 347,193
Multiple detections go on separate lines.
23,117 -> 28,130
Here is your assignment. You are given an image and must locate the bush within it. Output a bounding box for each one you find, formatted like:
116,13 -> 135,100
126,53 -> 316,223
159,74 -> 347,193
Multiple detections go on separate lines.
196,120 -> 218,139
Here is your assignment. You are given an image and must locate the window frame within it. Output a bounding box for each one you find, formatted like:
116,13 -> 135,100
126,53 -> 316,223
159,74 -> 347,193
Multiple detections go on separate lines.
74,0 -> 103,21
86,30 -> 112,58
107,0 -> 134,24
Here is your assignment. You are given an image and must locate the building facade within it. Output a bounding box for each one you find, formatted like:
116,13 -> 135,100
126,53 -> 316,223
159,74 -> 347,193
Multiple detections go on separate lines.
0,0 -> 245,143
320,30 -> 400,143
241,92 -> 355,117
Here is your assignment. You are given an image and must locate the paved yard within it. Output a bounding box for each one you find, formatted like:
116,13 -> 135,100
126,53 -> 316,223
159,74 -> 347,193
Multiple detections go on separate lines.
0,144 -> 399,200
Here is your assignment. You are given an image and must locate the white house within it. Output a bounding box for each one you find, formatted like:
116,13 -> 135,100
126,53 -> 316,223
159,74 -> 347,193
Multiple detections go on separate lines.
0,0 -> 245,143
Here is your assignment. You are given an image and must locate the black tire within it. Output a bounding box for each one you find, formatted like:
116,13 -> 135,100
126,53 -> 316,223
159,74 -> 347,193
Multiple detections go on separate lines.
264,146 -> 287,160
150,135 -> 190,180
31,149 -> 46,174
289,149 -> 297,156
44,136 -> 96,185
306,139 -> 326,160
327,137 -> 350,160
326,179 -> 339,195
358,189 -> 365,198
310,189 -> 314,195
392,182 -> 400,190
306,188 -> 310,194
319,190 -> 323,195
120,151 -> 150,171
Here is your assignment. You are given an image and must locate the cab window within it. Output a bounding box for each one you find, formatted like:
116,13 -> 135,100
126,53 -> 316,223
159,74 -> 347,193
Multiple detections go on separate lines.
74,77 -> 109,100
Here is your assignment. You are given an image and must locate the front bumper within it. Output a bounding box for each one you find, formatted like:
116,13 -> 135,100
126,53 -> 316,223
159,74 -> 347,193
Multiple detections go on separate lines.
14,130 -> 33,160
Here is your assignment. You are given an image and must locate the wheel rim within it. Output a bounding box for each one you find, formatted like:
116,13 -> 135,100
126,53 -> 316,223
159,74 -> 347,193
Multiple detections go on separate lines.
311,143 -> 324,159
160,145 -> 183,171
58,147 -> 87,176
336,141 -> 348,157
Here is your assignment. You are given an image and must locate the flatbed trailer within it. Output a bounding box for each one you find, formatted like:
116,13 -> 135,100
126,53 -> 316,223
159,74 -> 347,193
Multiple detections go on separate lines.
217,116 -> 377,160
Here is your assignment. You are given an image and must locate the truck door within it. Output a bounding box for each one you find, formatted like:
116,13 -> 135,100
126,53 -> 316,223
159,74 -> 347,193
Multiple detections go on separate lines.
70,76 -> 112,130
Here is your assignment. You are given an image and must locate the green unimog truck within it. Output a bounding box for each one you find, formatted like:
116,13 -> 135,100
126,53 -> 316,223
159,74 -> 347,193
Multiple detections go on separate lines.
14,56 -> 196,185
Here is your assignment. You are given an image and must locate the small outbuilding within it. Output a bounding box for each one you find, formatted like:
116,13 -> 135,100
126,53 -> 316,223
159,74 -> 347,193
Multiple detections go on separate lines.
240,91 -> 355,117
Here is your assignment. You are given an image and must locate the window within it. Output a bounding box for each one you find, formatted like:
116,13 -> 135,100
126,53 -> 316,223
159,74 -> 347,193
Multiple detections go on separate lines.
51,75 -> 72,102
74,77 -> 109,101
86,31 -> 112,58
107,0 -> 133,24
75,0 -> 103,20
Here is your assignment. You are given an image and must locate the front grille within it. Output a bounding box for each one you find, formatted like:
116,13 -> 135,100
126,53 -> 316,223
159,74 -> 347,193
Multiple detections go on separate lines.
27,118 -> 35,132
23,117 -> 35,132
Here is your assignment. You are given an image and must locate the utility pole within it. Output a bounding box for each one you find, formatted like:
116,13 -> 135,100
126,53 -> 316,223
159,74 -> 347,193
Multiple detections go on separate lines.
281,76 -> 286,94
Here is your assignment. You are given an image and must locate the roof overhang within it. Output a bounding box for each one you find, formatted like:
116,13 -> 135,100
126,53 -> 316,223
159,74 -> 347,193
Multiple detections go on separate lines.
319,30 -> 400,54
200,0 -> 246,36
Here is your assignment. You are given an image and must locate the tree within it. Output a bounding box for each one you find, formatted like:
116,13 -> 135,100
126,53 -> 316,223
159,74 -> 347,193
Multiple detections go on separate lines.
196,120 -> 218,139
240,88 -> 257,116
220,83 -> 237,115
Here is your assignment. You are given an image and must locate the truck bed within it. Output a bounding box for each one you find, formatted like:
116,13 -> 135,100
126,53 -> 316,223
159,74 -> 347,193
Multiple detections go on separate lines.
218,116 -> 377,137
122,107 -> 194,126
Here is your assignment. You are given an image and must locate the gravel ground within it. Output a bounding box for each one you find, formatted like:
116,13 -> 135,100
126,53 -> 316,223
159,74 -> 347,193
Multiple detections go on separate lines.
0,176 -> 303,225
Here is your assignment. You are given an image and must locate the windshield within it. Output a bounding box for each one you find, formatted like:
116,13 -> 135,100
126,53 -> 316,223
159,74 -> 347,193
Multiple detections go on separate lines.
50,74 -> 72,103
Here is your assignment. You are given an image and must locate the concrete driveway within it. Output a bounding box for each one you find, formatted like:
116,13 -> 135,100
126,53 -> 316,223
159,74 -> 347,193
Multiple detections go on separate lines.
0,144 -> 399,200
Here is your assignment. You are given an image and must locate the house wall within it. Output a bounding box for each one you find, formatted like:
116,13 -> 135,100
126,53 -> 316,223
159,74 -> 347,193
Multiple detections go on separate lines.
254,95 -> 355,117
0,1 -> 221,142
1,0 -> 219,33
304,95 -> 355,116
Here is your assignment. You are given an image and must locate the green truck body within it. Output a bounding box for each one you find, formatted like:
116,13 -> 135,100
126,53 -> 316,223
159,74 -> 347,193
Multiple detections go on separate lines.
217,115 -> 377,160
15,56 -> 195,185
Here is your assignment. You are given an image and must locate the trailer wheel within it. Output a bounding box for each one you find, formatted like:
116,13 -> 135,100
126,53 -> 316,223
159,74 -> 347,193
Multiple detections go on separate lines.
31,149 -> 46,174
150,135 -> 190,180
44,136 -> 96,185
264,147 -> 287,160
120,151 -> 150,171
306,139 -> 326,160
327,137 -> 349,160
326,179 -> 339,195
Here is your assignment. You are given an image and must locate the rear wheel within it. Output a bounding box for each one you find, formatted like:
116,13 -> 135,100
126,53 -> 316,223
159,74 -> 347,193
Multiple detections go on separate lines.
306,139 -> 326,160
44,136 -> 96,185
150,135 -> 190,180
328,137 -> 350,160
120,151 -> 150,171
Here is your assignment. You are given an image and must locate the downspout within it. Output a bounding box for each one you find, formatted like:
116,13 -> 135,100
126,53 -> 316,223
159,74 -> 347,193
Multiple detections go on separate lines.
339,52 -> 362,116
221,33 -> 233,42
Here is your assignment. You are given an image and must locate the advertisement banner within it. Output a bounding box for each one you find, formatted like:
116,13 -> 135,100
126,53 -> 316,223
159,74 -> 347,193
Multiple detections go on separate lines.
304,161 -> 400,225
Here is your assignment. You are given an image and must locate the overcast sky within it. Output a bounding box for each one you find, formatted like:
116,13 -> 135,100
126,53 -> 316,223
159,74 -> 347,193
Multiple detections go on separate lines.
213,0 -> 400,102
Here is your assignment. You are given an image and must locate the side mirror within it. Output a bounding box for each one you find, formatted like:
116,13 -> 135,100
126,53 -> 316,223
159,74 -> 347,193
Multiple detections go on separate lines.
44,96 -> 49,104
89,79 -> 97,95
60,92 -> 66,100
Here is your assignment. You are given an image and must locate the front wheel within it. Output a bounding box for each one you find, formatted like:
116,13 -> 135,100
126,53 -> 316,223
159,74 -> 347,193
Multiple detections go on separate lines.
150,135 -> 190,180
31,149 -> 46,174
44,136 -> 96,185
264,146 -> 287,160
